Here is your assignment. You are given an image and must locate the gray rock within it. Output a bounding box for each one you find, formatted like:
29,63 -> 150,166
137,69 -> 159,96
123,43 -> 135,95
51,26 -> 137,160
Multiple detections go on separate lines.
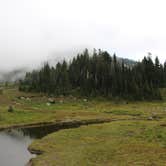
26,97 -> 31,101
48,98 -> 55,104
83,99 -> 88,102
46,103 -> 51,106
147,116 -> 153,120
20,96 -> 25,100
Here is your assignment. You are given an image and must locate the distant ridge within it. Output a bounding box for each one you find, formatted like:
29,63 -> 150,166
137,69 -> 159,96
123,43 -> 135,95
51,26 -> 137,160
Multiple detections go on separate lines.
118,57 -> 137,67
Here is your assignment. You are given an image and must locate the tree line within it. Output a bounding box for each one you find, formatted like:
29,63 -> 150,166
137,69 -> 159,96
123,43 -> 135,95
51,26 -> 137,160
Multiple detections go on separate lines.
19,49 -> 166,100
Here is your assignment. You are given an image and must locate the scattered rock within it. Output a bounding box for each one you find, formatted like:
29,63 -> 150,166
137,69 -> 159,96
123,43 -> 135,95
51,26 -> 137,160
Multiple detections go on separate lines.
48,98 -> 55,104
18,96 -> 25,100
46,103 -> 51,106
151,112 -> 158,119
147,116 -> 153,120
83,99 -> 88,102
26,97 -> 31,101
59,100 -> 64,103
13,102 -> 21,105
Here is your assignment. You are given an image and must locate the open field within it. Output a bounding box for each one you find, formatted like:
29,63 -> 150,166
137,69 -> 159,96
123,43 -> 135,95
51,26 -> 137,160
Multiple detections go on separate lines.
30,120 -> 166,166
1,87 -> 166,165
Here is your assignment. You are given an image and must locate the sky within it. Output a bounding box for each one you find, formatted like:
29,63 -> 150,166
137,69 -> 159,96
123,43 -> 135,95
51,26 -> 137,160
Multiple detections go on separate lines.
0,0 -> 166,70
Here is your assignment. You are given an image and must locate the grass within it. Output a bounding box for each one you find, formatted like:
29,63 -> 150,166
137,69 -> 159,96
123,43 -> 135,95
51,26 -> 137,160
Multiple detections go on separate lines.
0,88 -> 111,128
30,120 -> 166,166
0,87 -> 144,128
1,87 -> 166,165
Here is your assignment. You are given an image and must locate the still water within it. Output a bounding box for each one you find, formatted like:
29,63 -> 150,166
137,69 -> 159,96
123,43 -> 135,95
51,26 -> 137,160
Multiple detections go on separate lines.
0,129 -> 35,166
0,124 -> 69,166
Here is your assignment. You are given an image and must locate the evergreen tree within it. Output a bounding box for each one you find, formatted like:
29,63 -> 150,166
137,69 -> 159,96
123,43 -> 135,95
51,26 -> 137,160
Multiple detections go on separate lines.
19,49 -> 166,100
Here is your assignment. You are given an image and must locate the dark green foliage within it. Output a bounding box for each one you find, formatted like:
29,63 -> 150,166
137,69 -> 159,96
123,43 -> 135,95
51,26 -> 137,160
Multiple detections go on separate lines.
19,49 -> 166,100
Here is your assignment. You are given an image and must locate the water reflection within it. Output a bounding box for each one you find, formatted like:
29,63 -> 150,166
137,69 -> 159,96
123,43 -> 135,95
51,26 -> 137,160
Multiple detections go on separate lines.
18,124 -> 61,139
17,122 -> 81,139
0,122 -> 82,166
0,129 -> 35,166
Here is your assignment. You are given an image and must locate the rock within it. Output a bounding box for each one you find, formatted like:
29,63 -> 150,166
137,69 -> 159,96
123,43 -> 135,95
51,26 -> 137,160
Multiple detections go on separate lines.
19,96 -> 25,100
26,97 -> 31,101
46,103 -> 51,106
152,112 -> 158,119
147,116 -> 153,120
59,100 -> 64,103
48,98 -> 55,104
13,102 -> 21,105
83,99 -> 88,102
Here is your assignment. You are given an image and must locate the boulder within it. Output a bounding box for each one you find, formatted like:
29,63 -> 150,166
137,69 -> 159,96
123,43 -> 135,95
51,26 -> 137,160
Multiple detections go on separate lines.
48,98 -> 55,104
26,97 -> 31,101
18,96 -> 25,100
83,99 -> 88,102
147,116 -> 153,120
46,103 -> 51,106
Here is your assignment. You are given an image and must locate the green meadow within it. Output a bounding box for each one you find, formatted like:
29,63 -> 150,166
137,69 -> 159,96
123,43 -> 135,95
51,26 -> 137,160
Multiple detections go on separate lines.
1,87 -> 166,165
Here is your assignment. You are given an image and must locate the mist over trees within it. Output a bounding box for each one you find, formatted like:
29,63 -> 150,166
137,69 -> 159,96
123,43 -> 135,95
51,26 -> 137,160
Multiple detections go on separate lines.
19,49 -> 166,100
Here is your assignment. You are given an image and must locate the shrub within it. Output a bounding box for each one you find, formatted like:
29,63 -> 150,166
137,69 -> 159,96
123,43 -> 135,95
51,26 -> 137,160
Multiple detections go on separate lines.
8,106 -> 14,113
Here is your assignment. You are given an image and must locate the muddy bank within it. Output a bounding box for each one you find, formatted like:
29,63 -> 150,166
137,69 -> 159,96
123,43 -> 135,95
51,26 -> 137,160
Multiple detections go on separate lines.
0,118 -> 113,132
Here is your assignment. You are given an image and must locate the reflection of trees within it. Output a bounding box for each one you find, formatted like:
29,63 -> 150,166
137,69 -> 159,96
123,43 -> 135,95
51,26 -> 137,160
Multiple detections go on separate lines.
20,125 -> 60,139
5,122 -> 82,139
21,122 -> 82,138
5,129 -> 30,141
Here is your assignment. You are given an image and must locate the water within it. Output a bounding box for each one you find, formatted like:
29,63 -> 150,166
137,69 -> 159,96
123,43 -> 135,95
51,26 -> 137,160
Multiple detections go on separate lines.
0,124 -> 62,166
0,129 -> 35,166
0,123 -> 80,166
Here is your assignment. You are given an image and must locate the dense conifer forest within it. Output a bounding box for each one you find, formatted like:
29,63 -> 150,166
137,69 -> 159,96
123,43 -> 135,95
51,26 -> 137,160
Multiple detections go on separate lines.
19,49 -> 166,100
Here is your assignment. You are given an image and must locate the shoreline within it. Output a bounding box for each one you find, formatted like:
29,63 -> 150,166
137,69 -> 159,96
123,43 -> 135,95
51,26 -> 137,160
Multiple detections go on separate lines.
0,118 -> 113,166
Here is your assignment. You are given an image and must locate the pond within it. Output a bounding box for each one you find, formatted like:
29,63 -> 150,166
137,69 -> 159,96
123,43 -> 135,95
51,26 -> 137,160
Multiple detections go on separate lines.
0,119 -> 105,166
0,129 -> 34,166
0,122 -> 82,166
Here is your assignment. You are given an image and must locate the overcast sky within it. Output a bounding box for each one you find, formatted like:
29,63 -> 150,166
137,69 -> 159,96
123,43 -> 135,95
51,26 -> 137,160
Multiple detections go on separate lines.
0,0 -> 166,70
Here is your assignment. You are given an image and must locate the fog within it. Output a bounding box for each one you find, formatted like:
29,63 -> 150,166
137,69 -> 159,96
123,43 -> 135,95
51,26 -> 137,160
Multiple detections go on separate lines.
0,0 -> 166,71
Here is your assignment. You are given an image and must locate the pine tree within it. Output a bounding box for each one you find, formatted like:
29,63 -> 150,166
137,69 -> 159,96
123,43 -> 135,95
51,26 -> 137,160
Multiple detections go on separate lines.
19,49 -> 165,100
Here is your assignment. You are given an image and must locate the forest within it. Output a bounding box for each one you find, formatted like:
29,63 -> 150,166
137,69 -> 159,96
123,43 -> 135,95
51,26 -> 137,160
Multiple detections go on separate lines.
19,49 -> 166,100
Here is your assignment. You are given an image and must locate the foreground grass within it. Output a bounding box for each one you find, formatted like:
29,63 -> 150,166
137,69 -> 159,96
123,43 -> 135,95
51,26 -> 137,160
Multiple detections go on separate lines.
1,87 -> 166,165
30,120 -> 166,166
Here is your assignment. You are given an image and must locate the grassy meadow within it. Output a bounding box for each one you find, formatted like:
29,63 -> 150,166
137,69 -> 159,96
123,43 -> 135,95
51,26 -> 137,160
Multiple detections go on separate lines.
1,87 -> 166,165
